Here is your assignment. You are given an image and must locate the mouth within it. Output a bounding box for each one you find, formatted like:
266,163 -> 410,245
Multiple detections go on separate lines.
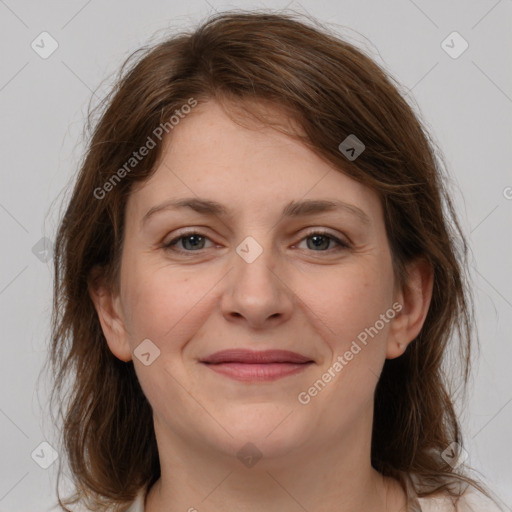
200,349 -> 314,382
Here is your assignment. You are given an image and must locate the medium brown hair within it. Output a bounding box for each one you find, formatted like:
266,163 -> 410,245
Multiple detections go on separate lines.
46,9 -> 501,511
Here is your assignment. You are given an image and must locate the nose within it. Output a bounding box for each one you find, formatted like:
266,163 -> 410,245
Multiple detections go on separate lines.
220,235 -> 294,330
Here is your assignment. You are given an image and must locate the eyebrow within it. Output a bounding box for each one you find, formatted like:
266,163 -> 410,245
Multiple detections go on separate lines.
141,197 -> 371,227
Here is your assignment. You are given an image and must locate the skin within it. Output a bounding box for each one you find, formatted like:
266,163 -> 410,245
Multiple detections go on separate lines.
90,99 -> 433,512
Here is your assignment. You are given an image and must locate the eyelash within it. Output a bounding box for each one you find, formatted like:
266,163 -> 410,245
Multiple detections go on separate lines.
162,229 -> 351,255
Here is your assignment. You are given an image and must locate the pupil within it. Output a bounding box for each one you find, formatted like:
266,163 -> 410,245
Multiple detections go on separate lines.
185,235 -> 203,249
181,234 -> 330,251
309,235 -> 328,250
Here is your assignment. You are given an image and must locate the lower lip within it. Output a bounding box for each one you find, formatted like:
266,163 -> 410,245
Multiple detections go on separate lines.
202,362 -> 313,382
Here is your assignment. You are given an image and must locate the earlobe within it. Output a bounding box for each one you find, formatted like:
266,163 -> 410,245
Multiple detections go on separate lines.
386,258 -> 434,359
88,270 -> 132,363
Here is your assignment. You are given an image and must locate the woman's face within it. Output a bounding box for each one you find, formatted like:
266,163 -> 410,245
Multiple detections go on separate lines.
98,99 -> 411,463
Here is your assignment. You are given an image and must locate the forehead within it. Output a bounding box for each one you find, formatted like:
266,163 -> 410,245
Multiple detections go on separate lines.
126,99 -> 383,227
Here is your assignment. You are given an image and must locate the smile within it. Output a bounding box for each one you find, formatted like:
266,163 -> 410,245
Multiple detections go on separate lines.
202,361 -> 314,382
200,349 -> 314,382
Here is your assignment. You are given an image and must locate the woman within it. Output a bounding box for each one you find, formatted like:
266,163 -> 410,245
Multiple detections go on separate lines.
47,10 -> 506,512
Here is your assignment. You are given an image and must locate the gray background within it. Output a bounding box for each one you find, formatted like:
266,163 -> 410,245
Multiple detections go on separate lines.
0,0 -> 511,510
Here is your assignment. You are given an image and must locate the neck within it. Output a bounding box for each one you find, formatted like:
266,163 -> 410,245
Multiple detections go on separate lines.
144,412 -> 407,512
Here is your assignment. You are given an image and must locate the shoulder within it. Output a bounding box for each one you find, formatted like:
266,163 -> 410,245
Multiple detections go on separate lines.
417,488 -> 504,512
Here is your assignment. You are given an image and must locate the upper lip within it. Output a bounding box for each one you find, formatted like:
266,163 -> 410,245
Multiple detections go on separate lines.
200,349 -> 313,364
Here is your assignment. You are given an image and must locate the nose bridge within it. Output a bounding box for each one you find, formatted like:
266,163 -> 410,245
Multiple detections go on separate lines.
233,232 -> 279,294
222,230 -> 292,326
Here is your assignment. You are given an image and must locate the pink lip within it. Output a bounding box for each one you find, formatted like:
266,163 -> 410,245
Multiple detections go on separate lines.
200,349 -> 314,382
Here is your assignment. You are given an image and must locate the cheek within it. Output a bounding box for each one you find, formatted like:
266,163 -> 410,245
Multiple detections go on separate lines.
301,260 -> 393,357
120,259 -> 217,347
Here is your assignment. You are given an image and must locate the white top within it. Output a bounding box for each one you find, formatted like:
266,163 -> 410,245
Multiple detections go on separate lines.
125,473 -> 503,512
126,488 -> 145,512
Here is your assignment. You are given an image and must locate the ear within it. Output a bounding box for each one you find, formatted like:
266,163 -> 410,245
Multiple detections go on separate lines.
386,258 -> 434,359
88,266 -> 132,362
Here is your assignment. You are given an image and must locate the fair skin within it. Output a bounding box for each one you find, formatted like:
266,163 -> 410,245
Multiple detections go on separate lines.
90,99 -> 433,512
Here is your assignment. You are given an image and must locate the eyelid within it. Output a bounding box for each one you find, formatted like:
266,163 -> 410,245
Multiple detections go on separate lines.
162,227 -> 352,254
162,228 -> 217,250
299,228 -> 352,248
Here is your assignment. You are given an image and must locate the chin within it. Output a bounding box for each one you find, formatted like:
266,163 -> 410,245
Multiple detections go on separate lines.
210,404 -> 314,460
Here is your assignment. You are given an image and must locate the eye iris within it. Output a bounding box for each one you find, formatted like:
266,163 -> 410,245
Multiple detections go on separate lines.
182,234 -> 205,250
170,232 -> 341,252
308,234 -> 330,250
